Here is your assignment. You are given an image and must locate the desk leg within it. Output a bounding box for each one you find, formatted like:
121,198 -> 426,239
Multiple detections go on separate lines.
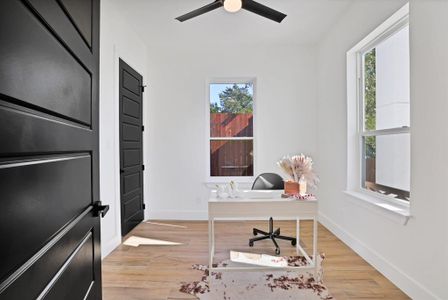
313,217 -> 318,277
208,218 -> 214,268
208,218 -> 214,287
296,218 -> 300,256
208,218 -> 211,266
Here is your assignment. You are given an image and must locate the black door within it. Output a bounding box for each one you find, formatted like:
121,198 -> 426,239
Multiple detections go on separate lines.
119,59 -> 145,236
0,0 -> 105,299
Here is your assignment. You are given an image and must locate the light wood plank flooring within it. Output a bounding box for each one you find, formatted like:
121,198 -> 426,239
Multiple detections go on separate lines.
102,220 -> 409,300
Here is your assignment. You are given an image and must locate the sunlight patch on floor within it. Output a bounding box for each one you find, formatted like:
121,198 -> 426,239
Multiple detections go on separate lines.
145,221 -> 188,229
123,236 -> 182,247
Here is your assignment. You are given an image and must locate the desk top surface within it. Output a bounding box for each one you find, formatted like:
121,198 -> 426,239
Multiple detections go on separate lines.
209,190 -> 317,203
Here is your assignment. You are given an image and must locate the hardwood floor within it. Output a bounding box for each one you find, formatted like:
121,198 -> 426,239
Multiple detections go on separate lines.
102,220 -> 410,300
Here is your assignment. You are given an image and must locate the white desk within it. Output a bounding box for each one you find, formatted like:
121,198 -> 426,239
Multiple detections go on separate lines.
208,190 -> 318,273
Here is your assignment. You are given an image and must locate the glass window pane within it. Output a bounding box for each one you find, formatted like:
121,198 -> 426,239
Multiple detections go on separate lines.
364,48 -> 377,131
363,25 -> 410,131
362,133 -> 410,201
210,140 -> 253,177
210,113 -> 253,137
210,83 -> 253,137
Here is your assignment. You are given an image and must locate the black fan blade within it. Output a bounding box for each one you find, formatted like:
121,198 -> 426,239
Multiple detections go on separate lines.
176,0 -> 223,22
242,0 -> 286,23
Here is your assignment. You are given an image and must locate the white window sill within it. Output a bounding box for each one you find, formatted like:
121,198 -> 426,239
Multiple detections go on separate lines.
344,190 -> 411,225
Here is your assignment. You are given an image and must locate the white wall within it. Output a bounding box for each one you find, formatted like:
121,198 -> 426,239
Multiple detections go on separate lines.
410,2 -> 448,298
316,0 -> 448,299
145,44 -> 318,220
99,0 -> 149,258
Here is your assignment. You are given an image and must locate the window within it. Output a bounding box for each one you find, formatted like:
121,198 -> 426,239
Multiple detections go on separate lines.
207,80 -> 255,179
359,22 -> 410,202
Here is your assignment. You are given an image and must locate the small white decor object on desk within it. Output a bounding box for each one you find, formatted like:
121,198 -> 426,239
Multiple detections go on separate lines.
215,181 -> 239,198
215,185 -> 229,198
298,176 -> 307,195
228,181 -> 239,198
230,251 -> 288,267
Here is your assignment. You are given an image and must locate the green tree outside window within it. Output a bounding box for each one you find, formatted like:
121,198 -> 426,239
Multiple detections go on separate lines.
211,84 -> 253,114
364,49 -> 376,158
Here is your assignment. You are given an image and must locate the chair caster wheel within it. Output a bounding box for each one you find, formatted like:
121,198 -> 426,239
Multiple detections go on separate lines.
253,229 -> 257,236
291,239 -> 297,246
275,248 -> 280,255
249,241 -> 254,247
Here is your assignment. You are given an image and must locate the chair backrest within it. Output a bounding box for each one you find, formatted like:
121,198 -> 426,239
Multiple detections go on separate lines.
251,173 -> 284,190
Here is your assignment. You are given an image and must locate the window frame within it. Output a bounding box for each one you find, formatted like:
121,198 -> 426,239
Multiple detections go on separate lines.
205,77 -> 257,183
356,16 -> 411,205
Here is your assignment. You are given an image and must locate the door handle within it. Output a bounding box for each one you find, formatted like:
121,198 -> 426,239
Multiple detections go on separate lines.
120,169 -> 124,174
93,201 -> 110,218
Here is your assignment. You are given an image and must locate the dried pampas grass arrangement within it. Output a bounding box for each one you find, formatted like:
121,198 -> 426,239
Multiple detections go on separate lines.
277,154 -> 319,188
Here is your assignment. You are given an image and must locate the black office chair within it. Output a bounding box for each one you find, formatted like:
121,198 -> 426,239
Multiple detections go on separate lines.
249,173 -> 297,255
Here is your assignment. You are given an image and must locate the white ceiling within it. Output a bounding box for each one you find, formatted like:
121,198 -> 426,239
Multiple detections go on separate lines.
109,0 -> 353,46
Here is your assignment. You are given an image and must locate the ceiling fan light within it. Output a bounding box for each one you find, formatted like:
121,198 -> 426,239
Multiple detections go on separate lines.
223,0 -> 242,13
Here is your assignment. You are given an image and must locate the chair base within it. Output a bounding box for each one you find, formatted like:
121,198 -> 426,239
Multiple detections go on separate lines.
249,217 -> 297,255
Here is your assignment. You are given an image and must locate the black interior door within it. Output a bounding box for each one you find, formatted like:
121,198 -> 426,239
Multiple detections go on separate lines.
0,0 -> 104,299
119,59 -> 145,236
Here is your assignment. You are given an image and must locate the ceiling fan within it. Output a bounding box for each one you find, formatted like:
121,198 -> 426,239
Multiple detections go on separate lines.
176,0 -> 287,23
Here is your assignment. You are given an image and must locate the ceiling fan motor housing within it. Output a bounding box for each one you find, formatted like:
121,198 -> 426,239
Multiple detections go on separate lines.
176,0 -> 287,23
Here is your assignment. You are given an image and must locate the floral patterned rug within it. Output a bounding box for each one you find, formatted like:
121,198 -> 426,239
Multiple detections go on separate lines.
179,255 -> 333,300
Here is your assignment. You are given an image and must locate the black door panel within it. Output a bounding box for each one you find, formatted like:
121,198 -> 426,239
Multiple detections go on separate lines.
0,212 -> 95,299
123,195 -> 143,220
119,59 -> 145,236
0,101 -> 92,155
122,171 -> 142,196
0,1 -> 92,125
123,149 -> 142,167
122,96 -> 140,119
58,0 -> 93,48
122,122 -> 142,142
27,0 -> 95,62
122,69 -> 142,97
0,154 -> 91,281
0,0 -> 102,299
42,232 -> 95,300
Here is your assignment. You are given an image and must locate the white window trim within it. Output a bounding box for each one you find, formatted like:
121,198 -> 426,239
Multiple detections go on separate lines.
205,77 -> 257,183
346,3 -> 411,223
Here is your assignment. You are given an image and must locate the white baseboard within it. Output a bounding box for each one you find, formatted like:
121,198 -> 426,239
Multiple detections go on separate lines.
149,210 -> 208,220
101,235 -> 121,259
318,212 -> 441,300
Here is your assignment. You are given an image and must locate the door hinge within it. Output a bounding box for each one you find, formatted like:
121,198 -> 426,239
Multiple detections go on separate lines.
142,125 -> 145,131
142,165 -> 145,171
142,203 -> 146,210
141,85 -> 147,93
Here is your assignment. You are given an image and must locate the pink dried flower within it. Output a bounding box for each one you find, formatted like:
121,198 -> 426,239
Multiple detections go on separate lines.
277,154 -> 319,188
